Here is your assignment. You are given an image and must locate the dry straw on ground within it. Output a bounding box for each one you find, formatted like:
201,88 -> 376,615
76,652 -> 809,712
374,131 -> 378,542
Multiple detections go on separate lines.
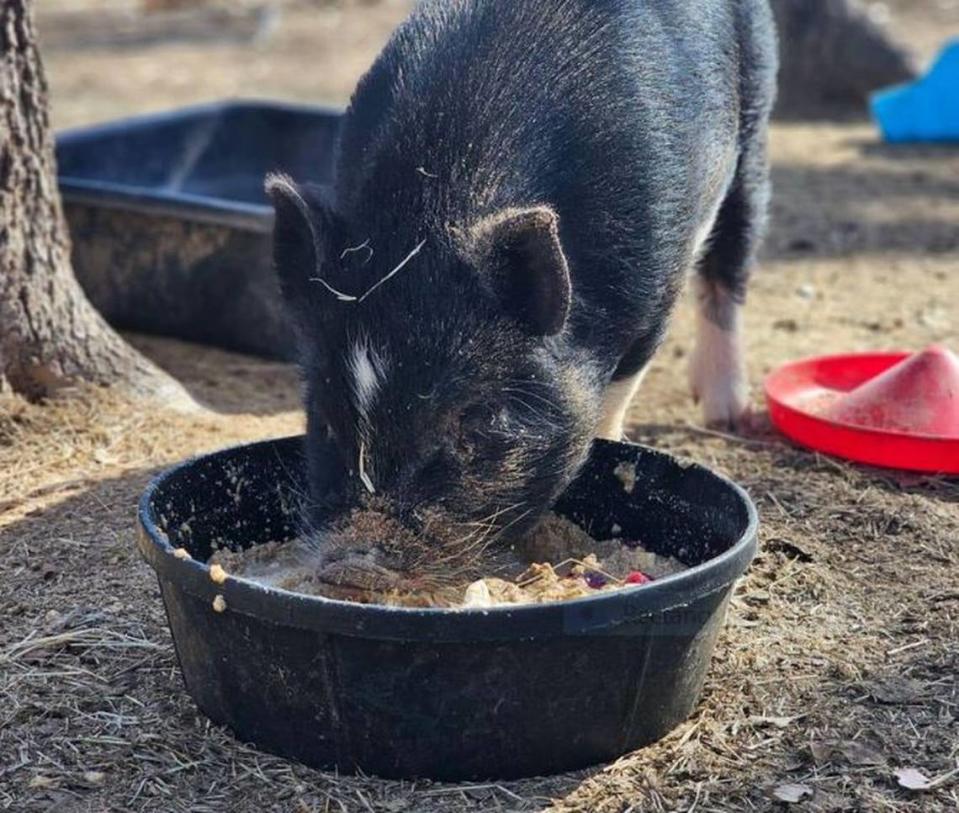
2,339 -> 957,811
3,1 -> 958,810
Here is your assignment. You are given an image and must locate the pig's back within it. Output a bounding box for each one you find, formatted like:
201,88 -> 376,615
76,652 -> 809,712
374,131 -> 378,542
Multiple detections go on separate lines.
334,0 -> 776,345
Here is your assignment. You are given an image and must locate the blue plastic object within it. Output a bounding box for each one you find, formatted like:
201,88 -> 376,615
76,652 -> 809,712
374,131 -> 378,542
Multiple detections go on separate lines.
872,39 -> 959,144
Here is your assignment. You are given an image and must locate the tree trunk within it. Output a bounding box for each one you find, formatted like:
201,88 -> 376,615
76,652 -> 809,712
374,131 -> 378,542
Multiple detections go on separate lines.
0,0 -> 193,405
772,0 -> 917,118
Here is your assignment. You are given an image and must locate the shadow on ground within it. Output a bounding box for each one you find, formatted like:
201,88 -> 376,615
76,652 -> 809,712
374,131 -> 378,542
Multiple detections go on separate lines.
0,471 -> 593,812
127,333 -> 302,416
852,140 -> 959,160
633,421 -> 959,506
766,161 -> 959,261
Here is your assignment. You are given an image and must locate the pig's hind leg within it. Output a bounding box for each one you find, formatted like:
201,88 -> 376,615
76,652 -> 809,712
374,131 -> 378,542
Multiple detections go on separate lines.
688,131 -> 770,430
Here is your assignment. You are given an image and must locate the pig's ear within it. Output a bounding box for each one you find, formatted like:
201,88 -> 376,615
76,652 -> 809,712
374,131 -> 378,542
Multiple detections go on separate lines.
266,173 -> 333,307
469,207 -> 571,336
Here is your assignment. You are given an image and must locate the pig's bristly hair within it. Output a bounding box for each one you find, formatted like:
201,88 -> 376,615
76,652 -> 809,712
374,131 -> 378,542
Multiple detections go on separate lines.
309,237 -> 427,304
326,237 -> 424,499
357,238 -> 426,302
340,238 -> 374,263
310,277 -> 358,303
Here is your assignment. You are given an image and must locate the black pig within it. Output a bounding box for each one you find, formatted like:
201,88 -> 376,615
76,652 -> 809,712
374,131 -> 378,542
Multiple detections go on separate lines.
268,0 -> 778,590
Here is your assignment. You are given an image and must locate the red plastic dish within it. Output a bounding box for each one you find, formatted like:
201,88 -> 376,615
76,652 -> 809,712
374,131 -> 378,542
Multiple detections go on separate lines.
764,346 -> 959,474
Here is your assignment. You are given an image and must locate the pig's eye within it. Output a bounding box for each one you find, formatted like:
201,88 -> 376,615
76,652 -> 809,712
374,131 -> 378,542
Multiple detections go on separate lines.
457,404 -> 496,454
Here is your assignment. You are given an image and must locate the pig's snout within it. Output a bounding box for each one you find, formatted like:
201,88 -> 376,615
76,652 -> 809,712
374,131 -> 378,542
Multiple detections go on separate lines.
307,503 -> 429,592
315,547 -> 404,592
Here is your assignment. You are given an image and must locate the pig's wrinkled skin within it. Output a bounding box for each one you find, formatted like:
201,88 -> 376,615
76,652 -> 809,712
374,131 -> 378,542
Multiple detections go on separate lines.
268,0 -> 778,588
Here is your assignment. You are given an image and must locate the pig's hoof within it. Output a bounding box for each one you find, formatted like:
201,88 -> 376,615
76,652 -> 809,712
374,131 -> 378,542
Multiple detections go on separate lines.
705,398 -> 754,432
701,388 -> 751,432
688,358 -> 750,432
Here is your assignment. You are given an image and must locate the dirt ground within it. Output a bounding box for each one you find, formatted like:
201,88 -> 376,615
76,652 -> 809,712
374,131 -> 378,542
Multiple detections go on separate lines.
2,1 -> 958,811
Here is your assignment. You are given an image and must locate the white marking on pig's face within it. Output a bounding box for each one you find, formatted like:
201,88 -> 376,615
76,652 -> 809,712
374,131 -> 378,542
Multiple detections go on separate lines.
348,338 -> 387,428
358,441 -> 376,495
348,339 -> 387,494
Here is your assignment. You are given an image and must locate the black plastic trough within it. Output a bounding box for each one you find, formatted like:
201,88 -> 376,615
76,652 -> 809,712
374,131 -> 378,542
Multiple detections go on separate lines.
137,436 -> 757,781
56,100 -> 342,359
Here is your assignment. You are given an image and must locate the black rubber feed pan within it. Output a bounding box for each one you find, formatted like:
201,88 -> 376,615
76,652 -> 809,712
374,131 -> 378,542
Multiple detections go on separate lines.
56,101 -> 341,359
138,436 -> 757,781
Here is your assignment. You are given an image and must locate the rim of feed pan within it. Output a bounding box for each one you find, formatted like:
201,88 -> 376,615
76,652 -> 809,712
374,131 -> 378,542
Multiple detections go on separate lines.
138,438 -> 759,643
765,345 -> 959,474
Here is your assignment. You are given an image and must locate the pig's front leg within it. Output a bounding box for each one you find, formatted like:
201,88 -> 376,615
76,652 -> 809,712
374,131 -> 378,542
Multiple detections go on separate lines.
596,367 -> 649,440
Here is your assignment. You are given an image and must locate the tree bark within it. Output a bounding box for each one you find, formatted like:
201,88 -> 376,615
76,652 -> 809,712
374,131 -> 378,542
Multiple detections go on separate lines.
772,0 -> 917,118
0,0 -> 193,405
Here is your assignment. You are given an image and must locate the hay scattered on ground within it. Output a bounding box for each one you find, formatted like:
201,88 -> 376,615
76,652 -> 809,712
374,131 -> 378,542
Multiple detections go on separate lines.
4,209 -> 958,811
2,348 -> 957,811
3,2 -> 957,810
